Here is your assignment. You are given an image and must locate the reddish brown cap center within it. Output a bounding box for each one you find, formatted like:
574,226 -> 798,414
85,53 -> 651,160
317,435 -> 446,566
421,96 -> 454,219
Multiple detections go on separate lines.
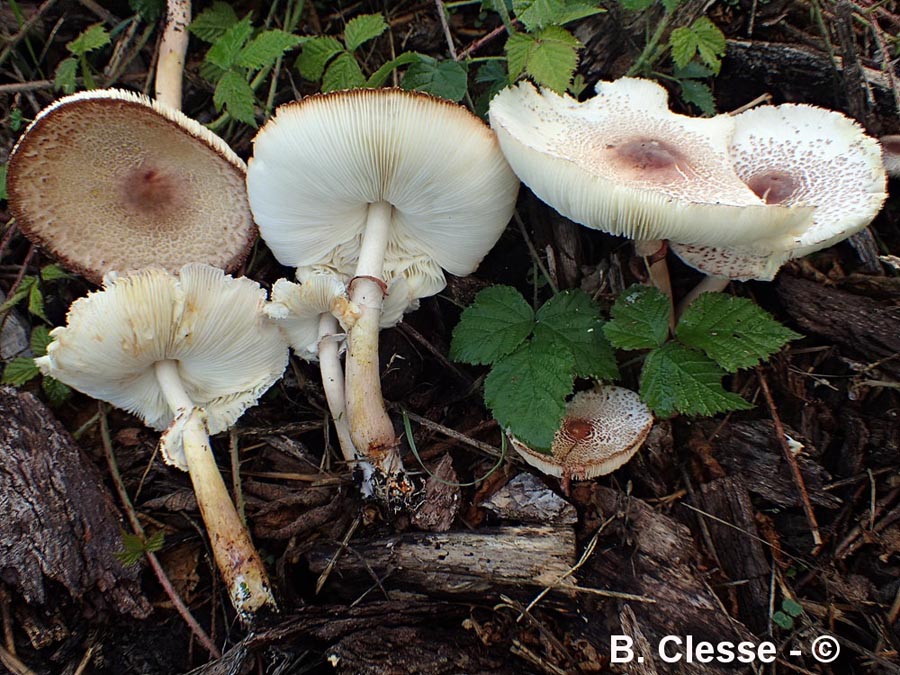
609,138 -> 689,181
746,170 -> 796,204
122,162 -> 178,213
563,417 -> 593,442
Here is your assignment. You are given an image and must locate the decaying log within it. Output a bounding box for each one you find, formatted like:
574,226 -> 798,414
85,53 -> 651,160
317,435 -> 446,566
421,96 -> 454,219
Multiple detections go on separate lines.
308,524 -> 576,599
777,275 -> 900,379
0,386 -> 149,618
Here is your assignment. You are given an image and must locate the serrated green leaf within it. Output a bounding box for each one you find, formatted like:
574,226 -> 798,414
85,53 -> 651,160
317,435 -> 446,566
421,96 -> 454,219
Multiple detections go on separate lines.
41,376 -> 71,405
297,36 -> 345,81
451,286 -> 534,365
553,3 -> 606,25
676,293 -> 801,372
322,52 -> 366,92
235,30 -> 303,70
485,340 -> 575,450
506,26 -> 579,94
618,0 -> 655,10
67,24 -> 110,56
401,56 -> 468,102
670,16 -> 725,73
213,69 -> 257,125
39,264 -> 70,282
129,0 -> 164,22
674,61 -> 714,79
205,16 -> 253,70
0,164 -> 7,201
115,530 -> 165,566
54,57 -> 78,94
772,611 -> 794,630
669,26 -> 695,70
474,60 -> 509,117
533,289 -> 618,379
2,357 -> 40,386
27,283 -> 47,321
603,285 -> 670,350
679,78 -> 715,115
782,598 -> 803,617
513,0 -> 562,31
189,1 -> 239,43
30,326 -> 51,357
661,0 -> 681,11
366,51 -> 421,88
344,13 -> 388,52
199,60 -> 227,84
640,343 -> 752,418
0,277 -> 34,315
9,109 -> 25,132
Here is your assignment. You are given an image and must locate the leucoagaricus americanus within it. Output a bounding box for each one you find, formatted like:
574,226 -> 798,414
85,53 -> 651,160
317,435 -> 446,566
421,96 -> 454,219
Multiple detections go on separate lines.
36,264 -> 289,621
247,88 -> 519,486
6,89 -> 255,284
670,104 -> 887,308
509,386 -> 653,489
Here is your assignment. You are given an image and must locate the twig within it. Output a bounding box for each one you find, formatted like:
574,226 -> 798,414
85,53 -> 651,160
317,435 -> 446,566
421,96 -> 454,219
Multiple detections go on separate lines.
0,71 -> 149,95
514,210 -> 559,294
0,644 -> 36,675
396,407 -> 505,459
756,369 -> 823,552
315,516 -> 361,594
434,0 -> 458,60
0,0 -> 59,70
398,322 -> 471,385
457,20 -> 518,60
98,404 -> 221,659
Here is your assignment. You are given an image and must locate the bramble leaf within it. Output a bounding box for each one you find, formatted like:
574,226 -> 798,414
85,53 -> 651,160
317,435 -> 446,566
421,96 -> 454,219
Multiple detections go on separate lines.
129,0 -> 164,22
297,36 -> 345,81
54,57 -> 78,94
344,13 -> 388,52
1,358 -> 40,386
506,26 -> 579,93
639,343 -> 752,418
205,16 -> 253,70
401,56 -> 468,102
451,286 -> 534,365
30,326 -> 52,357
189,2 -> 239,43
366,51 -> 421,88
27,283 -> 47,321
669,16 -> 725,73
213,70 -> 257,125
474,60 -> 509,117
618,0 -> 654,10
235,30 -> 303,70
603,285 -> 670,350
678,78 -> 715,115
39,264 -> 70,282
0,164 -> 7,201
676,293 -> 801,372
484,340 -> 574,451
115,530 -> 165,566
322,52 -> 366,91
41,376 -> 71,406
533,289 -> 618,379
67,24 -> 110,56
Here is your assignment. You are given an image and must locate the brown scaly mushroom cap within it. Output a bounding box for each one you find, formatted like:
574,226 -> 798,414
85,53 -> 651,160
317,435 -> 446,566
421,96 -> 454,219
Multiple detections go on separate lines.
510,386 -> 653,480
7,89 -> 256,284
488,78 -> 813,249
671,104 -> 887,281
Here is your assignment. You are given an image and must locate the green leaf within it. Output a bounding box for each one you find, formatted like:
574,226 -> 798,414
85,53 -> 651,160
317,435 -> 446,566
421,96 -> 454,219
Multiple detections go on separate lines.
618,0 -> 655,10
553,2 -> 605,25
603,285 -> 670,350
205,16 -> 253,70
189,1 -> 239,43
235,30 -> 303,70
67,24 -> 110,56
27,282 -> 47,321
213,69 -> 257,126
39,264 -> 70,282
1,357 -> 40,386
296,36 -> 345,81
30,326 -> 52,357
54,57 -> 79,94
474,60 -> 509,117
514,0 -> 604,30
115,530 -> 165,566
484,340 -> 575,451
505,26 -> 579,94
639,343 -> 752,418
0,164 -> 7,201
772,611 -> 794,630
366,51 -> 421,88
9,108 -> 25,132
401,56 -> 468,102
0,277 -> 35,315
782,598 -> 803,617
674,61 -> 714,79
533,289 -> 618,380
344,13 -> 388,52
322,52 -> 366,92
129,0 -> 164,22
669,17 -> 725,74
661,0 -> 681,11
41,376 -> 71,406
676,293 -> 801,372
451,286 -> 534,365
678,78 -> 715,115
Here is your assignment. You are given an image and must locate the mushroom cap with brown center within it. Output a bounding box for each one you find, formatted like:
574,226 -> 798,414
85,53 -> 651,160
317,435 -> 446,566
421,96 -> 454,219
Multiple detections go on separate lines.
671,104 -> 887,280
488,79 -> 813,248
510,386 -> 653,480
7,89 -> 256,284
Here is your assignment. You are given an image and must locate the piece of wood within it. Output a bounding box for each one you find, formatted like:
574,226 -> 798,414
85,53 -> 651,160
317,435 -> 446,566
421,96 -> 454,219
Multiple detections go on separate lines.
0,386 -> 149,617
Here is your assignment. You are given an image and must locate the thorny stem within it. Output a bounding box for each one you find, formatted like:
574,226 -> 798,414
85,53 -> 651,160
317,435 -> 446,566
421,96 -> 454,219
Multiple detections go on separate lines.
154,360 -> 276,621
155,0 -> 190,109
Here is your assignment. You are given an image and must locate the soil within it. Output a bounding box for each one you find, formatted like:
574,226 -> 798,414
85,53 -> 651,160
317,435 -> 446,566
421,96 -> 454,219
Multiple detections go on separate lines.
1,1 -> 899,674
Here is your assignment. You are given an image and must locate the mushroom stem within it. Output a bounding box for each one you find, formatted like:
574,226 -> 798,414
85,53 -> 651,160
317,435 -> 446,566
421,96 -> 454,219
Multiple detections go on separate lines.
675,274 -> 731,321
153,359 -> 276,621
317,314 -> 361,467
345,201 -> 404,475
634,238 -> 675,330
155,0 -> 190,109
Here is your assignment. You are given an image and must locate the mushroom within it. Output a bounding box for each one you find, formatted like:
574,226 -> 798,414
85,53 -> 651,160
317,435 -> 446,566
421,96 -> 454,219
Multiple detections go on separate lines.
247,88 -> 519,486
36,264 -> 289,621
488,79 -> 814,318
6,89 -> 255,284
509,385 -> 653,488
155,0 -> 191,109
670,104 -> 887,307
879,135 -> 900,178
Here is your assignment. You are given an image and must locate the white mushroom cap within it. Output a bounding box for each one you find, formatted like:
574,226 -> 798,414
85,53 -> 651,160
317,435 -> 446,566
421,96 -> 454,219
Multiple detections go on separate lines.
36,264 -> 288,442
488,79 -> 813,248
7,89 -> 256,284
671,104 -> 887,280
247,88 -> 519,285
510,386 -> 653,480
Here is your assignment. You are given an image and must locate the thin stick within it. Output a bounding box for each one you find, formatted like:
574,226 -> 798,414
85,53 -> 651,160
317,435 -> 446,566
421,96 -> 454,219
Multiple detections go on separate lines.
434,0 -> 458,60
399,408 -> 505,459
98,404 -> 221,658
0,0 -> 60,70
457,21 -> 518,60
0,644 -> 36,675
756,371 -> 823,550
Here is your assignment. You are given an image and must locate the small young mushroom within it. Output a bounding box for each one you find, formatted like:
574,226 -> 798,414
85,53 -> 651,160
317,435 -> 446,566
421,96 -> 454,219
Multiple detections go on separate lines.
36,264 -> 289,621
509,386 -> 653,488
247,88 -> 519,487
670,104 -> 887,307
7,89 -> 255,284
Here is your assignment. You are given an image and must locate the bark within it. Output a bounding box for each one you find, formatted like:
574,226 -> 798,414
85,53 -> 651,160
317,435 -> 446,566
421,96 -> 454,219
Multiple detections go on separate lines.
0,386 -> 149,617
